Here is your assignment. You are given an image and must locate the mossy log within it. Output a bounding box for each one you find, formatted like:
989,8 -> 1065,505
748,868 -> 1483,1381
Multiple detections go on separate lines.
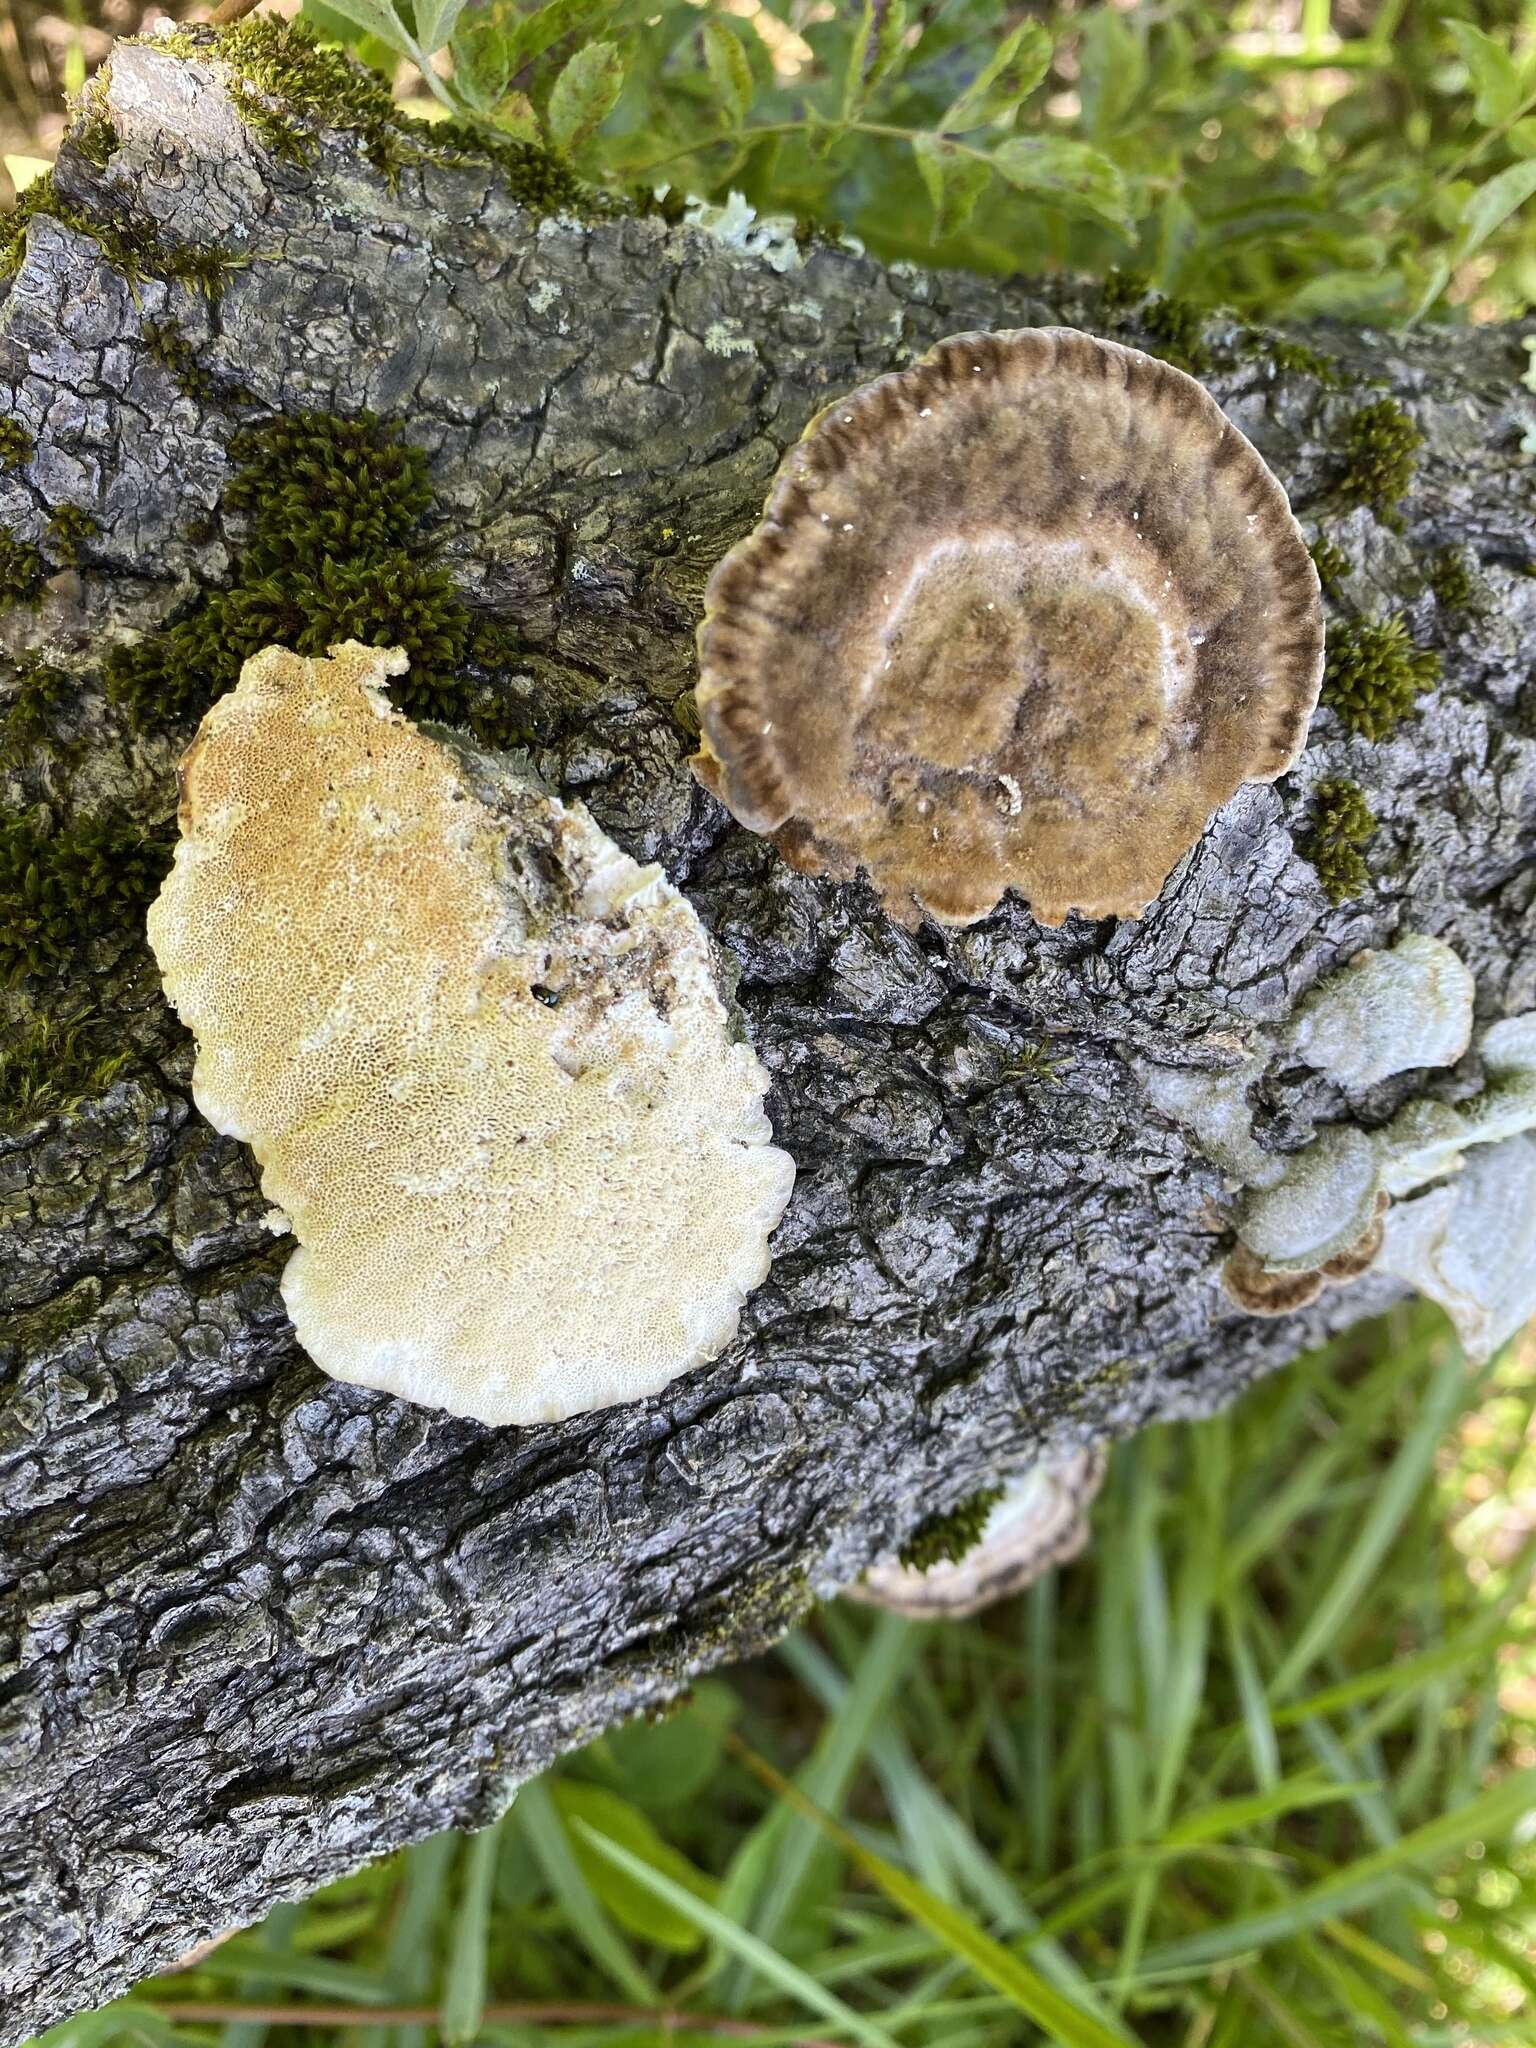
3,32 -> 1535,2039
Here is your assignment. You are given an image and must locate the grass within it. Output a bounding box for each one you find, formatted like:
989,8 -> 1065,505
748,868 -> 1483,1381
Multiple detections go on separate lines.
29,1306 -> 1536,2048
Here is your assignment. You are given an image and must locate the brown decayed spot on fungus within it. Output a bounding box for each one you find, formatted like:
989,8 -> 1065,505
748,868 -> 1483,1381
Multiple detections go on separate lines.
694,327 -> 1324,928
148,642 -> 795,1427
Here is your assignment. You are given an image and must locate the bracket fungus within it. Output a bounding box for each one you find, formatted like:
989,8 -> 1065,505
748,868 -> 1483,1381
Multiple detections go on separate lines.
850,1452 -> 1106,1619
147,642 -> 795,1427
694,326 -> 1323,928
1286,933 -> 1474,1089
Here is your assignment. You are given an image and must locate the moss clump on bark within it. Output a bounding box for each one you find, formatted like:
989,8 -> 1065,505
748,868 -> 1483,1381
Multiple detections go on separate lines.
0,528 -> 45,611
1300,778 -> 1376,904
0,1005 -> 134,1131
1334,397 -> 1422,528
0,809 -> 172,983
46,505 -> 99,567
898,1487 -> 1004,1573
0,171 -> 237,294
0,654 -> 75,760
1427,545 -> 1476,612
0,418 -> 34,468
1323,614 -> 1439,740
106,408 -> 520,738
1309,534 -> 1350,602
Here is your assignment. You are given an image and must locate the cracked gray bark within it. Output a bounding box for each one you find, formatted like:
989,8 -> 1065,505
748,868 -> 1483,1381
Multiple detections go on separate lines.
2,37 -> 1535,2041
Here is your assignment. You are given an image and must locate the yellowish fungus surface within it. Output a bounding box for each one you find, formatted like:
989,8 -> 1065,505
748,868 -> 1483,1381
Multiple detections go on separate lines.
694,327 -> 1323,928
148,642 -> 795,1427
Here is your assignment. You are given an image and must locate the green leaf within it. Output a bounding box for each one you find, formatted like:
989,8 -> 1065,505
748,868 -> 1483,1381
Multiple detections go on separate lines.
702,21 -> 754,132
1077,6 -> 1147,140
552,1780 -> 716,1951
502,0 -> 615,77
515,1776 -> 655,2002
843,0 -> 910,122
305,0 -> 415,57
911,135 -> 992,242
573,1823 -> 906,2048
1444,21 -> 1522,128
448,18 -> 510,111
1160,1779 -> 1377,1850
938,22 -> 1052,135
584,1679 -> 740,1809
1458,157 -> 1536,261
991,135 -> 1132,233
412,0 -> 472,57
546,38 -> 624,156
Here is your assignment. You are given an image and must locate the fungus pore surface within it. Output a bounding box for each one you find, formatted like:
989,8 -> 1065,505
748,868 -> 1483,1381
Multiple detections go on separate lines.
147,642 -> 795,1427
694,327 -> 1323,928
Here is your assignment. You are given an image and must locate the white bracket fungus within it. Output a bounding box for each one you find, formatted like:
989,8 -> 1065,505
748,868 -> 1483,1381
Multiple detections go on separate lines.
147,642 -> 796,1427
1145,932 -> 1536,1350
1374,1135 -> 1536,1364
1285,933 -> 1475,1088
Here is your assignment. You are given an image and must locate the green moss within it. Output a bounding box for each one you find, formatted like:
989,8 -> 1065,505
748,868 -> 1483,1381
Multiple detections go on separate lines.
1309,534 -> 1351,602
898,1487 -> 1004,1573
1322,613 -> 1439,740
0,417 -> 34,469
1427,545 -> 1475,612
1333,397 -> 1422,528
0,528 -> 44,611
1300,777 -> 1376,905
225,410 -> 433,569
1099,267 -> 1149,314
1137,292 -> 1211,373
0,1004 -> 134,1129
1,653 -> 75,759
0,169 -> 237,295
215,16 -> 407,176
47,504 -> 99,567
1265,336 -> 1338,383
143,320 -> 215,405
108,407 -> 519,741
429,117 -> 608,217
1003,1044 -> 1060,1085
0,807 -> 172,983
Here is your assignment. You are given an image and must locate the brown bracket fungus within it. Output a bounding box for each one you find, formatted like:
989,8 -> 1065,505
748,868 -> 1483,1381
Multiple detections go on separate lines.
694,327 -> 1324,928
147,642 -> 795,1427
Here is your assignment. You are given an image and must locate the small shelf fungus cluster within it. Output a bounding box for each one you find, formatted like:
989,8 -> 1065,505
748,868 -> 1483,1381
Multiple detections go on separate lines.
1147,935 -> 1536,1361
147,643 -> 795,1427
692,326 -> 1324,929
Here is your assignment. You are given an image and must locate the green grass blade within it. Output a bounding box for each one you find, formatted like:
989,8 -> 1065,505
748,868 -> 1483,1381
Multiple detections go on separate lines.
572,1823 -> 904,2048
1269,1349 -> 1470,1698
729,1740 -> 1141,2048
1140,1763 -> 1536,1973
438,1813 -> 505,2047
515,1777 -> 655,2005
1158,1779 -> 1377,1849
384,1832 -> 457,2048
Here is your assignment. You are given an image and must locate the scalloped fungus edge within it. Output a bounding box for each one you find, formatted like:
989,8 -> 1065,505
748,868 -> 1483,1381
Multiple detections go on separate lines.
692,326 -> 1324,929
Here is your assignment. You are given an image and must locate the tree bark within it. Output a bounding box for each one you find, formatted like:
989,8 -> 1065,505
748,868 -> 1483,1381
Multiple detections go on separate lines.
2,36 -> 1534,2041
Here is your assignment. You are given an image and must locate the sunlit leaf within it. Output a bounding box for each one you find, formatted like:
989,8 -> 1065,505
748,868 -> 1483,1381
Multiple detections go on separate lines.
991,135 -> 1132,233
938,22 -> 1052,135
1444,21 -> 1522,129
911,134 -> 992,241
547,39 -> 624,155
702,21 -> 754,132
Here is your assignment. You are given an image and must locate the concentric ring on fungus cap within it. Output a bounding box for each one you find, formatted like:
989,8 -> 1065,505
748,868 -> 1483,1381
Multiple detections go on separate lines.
693,326 -> 1325,928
